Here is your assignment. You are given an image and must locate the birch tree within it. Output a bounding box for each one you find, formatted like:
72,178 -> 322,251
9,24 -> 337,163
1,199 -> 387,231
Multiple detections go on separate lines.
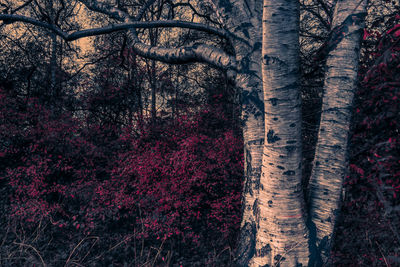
0,0 -> 368,265
308,0 -> 369,265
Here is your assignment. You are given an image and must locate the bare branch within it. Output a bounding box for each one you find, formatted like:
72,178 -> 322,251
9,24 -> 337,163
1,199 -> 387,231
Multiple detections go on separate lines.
69,20 -> 233,41
303,6 -> 331,30
11,0 -> 34,14
169,2 -> 221,26
0,14 -> 233,41
0,0 -> 238,70
0,14 -> 67,37
315,0 -> 335,19
78,0 -> 237,70
135,0 -> 158,21
0,0 -> 33,28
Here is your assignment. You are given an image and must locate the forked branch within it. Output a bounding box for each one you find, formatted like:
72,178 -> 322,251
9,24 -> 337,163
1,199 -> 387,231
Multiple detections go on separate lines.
0,0 -> 238,70
78,0 -> 237,70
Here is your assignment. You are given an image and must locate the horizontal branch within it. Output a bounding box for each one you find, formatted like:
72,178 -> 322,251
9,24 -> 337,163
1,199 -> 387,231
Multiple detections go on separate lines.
0,14 -> 232,41
78,0 -> 237,70
0,14 -> 66,37
73,20 -> 232,40
130,42 -> 238,69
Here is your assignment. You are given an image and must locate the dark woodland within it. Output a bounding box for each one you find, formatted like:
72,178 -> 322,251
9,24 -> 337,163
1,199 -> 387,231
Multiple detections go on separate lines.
0,0 -> 399,266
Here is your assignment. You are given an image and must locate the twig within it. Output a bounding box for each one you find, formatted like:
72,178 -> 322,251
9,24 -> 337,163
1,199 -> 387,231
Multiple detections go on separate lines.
375,241 -> 390,267
64,236 -> 98,267
151,237 -> 166,266
13,242 -> 46,267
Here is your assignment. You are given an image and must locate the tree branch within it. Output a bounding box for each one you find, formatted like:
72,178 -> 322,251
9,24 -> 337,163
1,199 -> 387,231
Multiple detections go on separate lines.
303,6 -> 331,30
1,0 -> 33,14
71,20 -> 233,41
169,1 -> 221,26
0,14 -> 67,37
315,0 -> 335,19
0,14 -> 233,41
78,0 -> 237,70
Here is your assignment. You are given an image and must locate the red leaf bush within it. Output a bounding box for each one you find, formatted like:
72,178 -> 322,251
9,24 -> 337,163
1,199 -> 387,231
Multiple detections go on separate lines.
0,87 -> 243,265
332,18 -> 400,266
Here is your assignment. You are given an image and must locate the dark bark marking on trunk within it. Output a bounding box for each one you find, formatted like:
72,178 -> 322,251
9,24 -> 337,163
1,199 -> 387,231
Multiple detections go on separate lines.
236,222 -> 256,267
333,145 -> 342,150
254,172 -> 261,191
307,206 -> 324,266
257,244 -> 272,257
277,165 -> 285,170
274,254 -> 286,265
242,91 -> 265,117
285,145 -> 296,154
244,177 -> 253,196
283,170 -> 295,176
267,130 -> 281,143
253,41 -> 262,52
253,198 -> 260,222
269,98 -> 278,106
268,200 -> 273,207
263,55 -> 287,70
244,148 -> 253,196
248,138 -> 265,145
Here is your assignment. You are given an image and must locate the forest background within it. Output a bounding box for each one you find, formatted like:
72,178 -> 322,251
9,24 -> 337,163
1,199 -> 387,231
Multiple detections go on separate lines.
0,0 -> 399,266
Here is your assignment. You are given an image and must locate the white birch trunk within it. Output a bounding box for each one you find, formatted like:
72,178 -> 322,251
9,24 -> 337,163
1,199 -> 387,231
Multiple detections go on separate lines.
217,1 -> 265,265
308,0 -> 368,265
249,1 -> 310,266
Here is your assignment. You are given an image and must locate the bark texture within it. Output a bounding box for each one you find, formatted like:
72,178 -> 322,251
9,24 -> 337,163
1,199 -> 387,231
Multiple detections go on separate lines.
307,0 -> 368,265
250,1 -> 310,266
219,1 -> 265,265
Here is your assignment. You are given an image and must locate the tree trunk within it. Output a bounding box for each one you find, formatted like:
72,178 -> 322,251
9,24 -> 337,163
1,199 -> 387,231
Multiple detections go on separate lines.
213,1 -> 265,266
45,0 -> 57,96
50,32 -> 57,95
151,60 -> 157,122
307,0 -> 368,265
247,1 -> 310,266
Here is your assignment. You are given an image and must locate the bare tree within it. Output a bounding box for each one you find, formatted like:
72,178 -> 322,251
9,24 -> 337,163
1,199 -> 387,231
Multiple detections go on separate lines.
0,0 -> 82,104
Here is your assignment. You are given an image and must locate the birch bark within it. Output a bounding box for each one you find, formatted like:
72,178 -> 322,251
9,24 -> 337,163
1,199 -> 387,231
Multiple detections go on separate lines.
212,1 -> 266,265
248,1 -> 310,266
308,0 -> 368,265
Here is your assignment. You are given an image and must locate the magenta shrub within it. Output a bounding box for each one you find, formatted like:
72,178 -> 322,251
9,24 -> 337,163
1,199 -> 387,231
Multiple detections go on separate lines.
0,88 -> 243,264
332,20 -> 400,265
110,106 -> 243,247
